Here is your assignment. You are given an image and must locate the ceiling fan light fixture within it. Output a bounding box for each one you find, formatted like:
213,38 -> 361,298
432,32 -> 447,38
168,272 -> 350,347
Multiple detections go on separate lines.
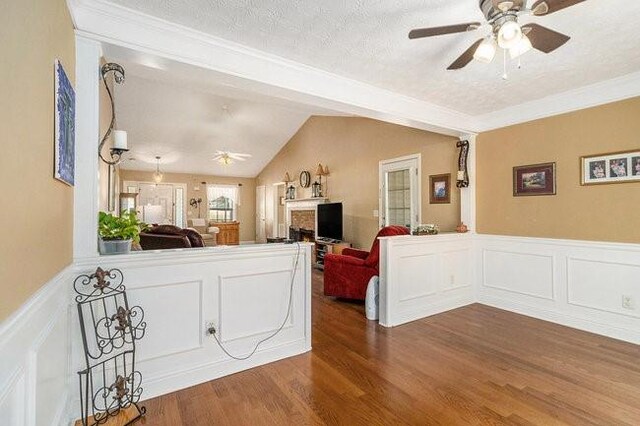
497,20 -> 522,49
509,34 -> 532,59
473,37 -> 497,63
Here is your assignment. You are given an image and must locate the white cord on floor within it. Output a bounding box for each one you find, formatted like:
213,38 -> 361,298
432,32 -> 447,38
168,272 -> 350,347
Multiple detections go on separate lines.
211,242 -> 301,360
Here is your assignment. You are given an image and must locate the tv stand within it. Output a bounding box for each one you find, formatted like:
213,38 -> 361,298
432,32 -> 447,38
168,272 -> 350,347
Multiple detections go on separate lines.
314,239 -> 351,270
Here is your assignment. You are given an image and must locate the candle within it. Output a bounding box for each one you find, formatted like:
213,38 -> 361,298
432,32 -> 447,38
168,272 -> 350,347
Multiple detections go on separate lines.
457,171 -> 465,181
113,130 -> 128,150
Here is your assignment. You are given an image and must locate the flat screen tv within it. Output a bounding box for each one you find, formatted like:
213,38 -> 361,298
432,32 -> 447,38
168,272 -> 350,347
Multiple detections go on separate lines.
317,202 -> 343,241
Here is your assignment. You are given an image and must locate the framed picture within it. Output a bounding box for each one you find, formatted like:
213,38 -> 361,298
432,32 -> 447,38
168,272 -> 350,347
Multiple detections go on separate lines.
581,149 -> 640,185
54,59 -> 75,186
513,162 -> 556,196
429,173 -> 450,204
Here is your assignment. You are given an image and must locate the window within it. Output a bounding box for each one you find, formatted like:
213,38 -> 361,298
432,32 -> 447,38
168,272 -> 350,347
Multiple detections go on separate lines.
207,185 -> 238,222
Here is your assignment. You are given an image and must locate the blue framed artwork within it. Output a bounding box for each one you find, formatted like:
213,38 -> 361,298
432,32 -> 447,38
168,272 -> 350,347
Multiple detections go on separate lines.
54,59 -> 75,186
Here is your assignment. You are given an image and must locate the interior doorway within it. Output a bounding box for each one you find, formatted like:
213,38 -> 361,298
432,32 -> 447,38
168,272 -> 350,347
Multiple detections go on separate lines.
123,181 -> 187,227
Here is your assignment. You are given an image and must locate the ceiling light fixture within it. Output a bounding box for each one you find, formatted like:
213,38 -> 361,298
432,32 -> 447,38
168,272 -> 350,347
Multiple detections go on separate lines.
509,34 -> 533,59
473,37 -> 497,63
153,156 -> 163,183
497,19 -> 522,49
218,153 -> 232,165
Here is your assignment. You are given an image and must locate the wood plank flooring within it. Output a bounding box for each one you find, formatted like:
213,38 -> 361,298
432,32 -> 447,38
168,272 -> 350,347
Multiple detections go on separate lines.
139,271 -> 640,425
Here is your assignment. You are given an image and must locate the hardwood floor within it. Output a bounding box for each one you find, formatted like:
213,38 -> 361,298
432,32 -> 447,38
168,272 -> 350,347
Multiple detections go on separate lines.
140,271 -> 640,425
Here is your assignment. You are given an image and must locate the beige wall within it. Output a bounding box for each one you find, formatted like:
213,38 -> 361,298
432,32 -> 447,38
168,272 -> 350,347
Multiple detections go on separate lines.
257,116 -> 461,249
0,0 -> 75,320
120,170 -> 257,242
477,96 -> 640,244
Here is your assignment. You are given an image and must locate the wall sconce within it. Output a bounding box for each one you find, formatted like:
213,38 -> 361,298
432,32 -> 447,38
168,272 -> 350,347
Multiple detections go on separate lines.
99,63 -> 128,166
456,140 -> 470,188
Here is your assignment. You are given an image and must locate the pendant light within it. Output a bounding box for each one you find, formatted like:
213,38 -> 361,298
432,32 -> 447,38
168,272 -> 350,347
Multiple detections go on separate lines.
153,156 -> 163,184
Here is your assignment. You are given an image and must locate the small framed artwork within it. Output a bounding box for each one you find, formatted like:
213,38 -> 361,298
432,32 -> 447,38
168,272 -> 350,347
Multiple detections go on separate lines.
513,162 -> 556,197
54,59 -> 76,186
581,149 -> 640,185
430,173 -> 451,204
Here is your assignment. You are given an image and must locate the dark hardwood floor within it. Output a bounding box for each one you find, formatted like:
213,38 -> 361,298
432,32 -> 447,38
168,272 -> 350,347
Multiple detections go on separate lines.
140,270 -> 640,425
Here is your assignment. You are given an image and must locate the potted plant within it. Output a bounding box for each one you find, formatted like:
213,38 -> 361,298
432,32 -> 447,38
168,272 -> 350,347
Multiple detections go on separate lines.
98,210 -> 147,255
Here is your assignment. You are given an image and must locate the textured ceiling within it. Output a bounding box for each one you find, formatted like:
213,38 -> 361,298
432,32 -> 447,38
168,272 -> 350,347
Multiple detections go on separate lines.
106,0 -> 640,115
114,66 -> 333,177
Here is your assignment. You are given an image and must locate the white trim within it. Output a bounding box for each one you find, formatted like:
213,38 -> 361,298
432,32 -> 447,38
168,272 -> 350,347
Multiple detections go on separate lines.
67,1 -> 640,137
475,71 -> 640,131
73,36 -> 102,260
67,0 -> 474,137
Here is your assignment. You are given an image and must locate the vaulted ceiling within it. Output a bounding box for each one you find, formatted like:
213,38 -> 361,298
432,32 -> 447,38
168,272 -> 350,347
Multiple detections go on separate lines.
106,0 -> 640,115
114,61 -> 339,177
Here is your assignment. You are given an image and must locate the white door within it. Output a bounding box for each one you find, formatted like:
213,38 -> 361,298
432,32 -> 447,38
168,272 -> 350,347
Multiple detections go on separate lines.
379,154 -> 421,230
256,185 -> 266,243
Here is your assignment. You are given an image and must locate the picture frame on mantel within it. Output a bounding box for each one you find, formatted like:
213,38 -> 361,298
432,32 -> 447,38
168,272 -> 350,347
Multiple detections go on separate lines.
580,149 -> 640,185
513,162 -> 556,197
429,173 -> 451,204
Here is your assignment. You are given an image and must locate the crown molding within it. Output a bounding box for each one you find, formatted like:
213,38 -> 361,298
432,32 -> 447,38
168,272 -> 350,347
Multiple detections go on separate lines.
67,0 -> 640,136
67,0 -> 478,137
474,71 -> 640,132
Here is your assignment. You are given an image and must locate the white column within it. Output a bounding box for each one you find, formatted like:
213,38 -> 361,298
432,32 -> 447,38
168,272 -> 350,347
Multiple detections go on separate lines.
459,134 -> 477,233
73,36 -> 102,259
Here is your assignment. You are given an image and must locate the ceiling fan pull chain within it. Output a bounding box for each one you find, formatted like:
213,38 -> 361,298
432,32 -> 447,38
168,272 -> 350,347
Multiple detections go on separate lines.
502,48 -> 508,80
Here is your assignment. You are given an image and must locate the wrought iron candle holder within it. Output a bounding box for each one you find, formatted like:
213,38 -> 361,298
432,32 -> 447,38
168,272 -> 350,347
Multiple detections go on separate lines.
74,267 -> 147,426
456,140 -> 470,188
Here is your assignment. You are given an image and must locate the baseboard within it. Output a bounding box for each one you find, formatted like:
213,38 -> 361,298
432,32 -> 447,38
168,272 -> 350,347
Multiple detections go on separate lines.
381,296 -> 474,328
478,294 -> 640,345
142,339 -> 310,400
240,240 -> 256,245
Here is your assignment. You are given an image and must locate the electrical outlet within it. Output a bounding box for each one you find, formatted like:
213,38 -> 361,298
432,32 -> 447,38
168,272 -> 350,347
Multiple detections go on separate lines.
449,275 -> 455,286
205,321 -> 217,336
622,295 -> 634,310
373,210 -> 379,218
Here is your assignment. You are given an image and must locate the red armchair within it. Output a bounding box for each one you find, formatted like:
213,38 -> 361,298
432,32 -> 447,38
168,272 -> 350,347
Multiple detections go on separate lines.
323,226 -> 410,300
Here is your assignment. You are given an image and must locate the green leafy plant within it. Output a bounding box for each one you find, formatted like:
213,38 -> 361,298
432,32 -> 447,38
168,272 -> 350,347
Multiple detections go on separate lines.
98,211 -> 148,243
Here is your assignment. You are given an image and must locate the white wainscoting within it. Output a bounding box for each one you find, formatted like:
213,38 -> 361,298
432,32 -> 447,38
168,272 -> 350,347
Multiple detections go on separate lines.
70,243 -> 312,413
379,233 -> 475,327
476,235 -> 640,344
0,266 -> 73,426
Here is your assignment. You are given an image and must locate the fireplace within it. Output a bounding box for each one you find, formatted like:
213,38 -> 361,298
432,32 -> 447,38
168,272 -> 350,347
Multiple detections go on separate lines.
284,198 -> 328,240
289,227 -> 315,242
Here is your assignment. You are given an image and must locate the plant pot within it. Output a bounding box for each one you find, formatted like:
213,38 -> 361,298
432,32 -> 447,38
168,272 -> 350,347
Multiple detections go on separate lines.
99,238 -> 132,255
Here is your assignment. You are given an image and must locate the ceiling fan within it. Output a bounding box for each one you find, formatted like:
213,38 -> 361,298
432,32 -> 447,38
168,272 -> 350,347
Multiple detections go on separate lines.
212,150 -> 252,165
408,0 -> 585,72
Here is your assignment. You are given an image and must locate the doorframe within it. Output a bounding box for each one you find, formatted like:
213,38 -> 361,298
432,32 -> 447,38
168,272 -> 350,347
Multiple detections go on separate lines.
256,185 -> 267,243
123,180 -> 188,227
272,182 -> 286,238
378,153 -> 422,230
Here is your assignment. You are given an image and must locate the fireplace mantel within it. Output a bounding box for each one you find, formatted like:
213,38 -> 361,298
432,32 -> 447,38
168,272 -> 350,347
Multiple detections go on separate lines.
285,198 -> 329,238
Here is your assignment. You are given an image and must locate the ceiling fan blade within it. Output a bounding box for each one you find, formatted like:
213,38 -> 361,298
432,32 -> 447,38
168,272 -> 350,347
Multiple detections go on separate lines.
522,23 -> 570,53
492,0 -> 526,12
409,22 -> 481,39
531,0 -> 586,16
447,39 -> 484,70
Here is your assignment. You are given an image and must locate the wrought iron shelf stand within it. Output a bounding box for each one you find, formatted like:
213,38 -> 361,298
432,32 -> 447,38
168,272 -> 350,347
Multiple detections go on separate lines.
74,267 -> 147,426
